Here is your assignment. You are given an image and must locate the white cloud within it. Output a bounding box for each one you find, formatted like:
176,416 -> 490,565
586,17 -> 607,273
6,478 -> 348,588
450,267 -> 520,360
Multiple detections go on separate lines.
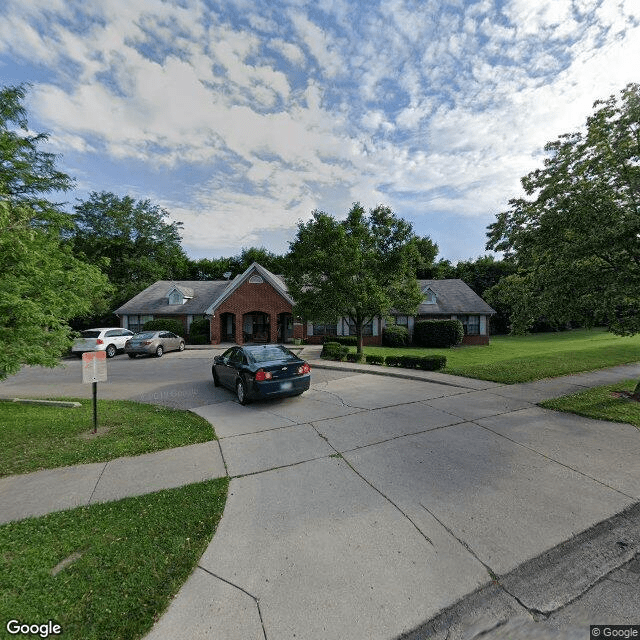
2,0 -> 639,257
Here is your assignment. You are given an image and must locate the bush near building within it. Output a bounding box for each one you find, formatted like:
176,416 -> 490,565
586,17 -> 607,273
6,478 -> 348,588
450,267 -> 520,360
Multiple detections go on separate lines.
414,319 -> 464,348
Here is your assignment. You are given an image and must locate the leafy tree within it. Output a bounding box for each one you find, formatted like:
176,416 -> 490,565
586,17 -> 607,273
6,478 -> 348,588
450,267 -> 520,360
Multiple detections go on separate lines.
486,83 -> 640,337
0,85 -> 110,379
71,192 -> 190,313
284,203 -> 423,354
414,236 -> 440,278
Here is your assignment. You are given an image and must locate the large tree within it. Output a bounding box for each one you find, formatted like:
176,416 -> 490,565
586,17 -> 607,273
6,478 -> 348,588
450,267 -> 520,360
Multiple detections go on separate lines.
486,83 -> 640,336
0,85 -> 110,379
71,192 -> 190,312
285,203 -> 423,354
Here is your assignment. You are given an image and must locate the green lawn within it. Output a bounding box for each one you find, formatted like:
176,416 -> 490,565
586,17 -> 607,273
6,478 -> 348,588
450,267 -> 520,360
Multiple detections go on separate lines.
0,399 -> 214,477
353,328 -> 640,383
540,379 -> 640,430
0,479 -> 228,640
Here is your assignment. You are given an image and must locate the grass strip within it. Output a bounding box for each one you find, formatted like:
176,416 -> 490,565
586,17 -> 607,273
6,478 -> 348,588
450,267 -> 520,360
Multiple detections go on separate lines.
353,328 -> 640,383
0,478 -> 228,640
0,399 -> 214,477
539,379 -> 640,430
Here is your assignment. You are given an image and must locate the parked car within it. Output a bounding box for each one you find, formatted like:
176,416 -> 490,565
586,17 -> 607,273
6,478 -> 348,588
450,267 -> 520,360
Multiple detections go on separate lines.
124,331 -> 185,358
212,344 -> 311,405
72,328 -> 134,358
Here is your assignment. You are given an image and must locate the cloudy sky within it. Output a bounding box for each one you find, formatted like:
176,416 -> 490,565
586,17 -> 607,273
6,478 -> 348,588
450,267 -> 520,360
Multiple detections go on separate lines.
1,0 -> 638,262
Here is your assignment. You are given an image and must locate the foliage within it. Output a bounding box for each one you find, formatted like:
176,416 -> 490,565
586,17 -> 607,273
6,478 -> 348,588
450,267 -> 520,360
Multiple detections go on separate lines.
382,323 -> 409,347
0,85 -> 110,380
395,354 -> 446,370
356,328 -> 640,383
188,317 -> 210,344
285,203 -> 423,354
414,236 -> 440,278
486,83 -> 640,336
0,479 -> 228,640
321,342 -> 349,360
140,318 -> 185,337
365,354 -> 386,365
321,335 -> 357,346
186,246 -> 289,280
70,191 -> 190,315
414,319 -> 464,347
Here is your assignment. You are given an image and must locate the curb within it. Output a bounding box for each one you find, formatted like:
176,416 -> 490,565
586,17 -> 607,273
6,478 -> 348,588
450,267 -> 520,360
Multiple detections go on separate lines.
0,398 -> 82,408
401,500 -> 640,639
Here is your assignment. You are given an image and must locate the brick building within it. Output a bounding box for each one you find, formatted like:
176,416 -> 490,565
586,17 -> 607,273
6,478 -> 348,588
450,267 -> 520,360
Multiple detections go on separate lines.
114,262 -> 495,345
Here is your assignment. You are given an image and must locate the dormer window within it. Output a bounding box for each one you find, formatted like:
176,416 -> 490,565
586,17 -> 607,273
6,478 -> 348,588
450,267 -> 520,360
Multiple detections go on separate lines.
168,290 -> 183,305
423,288 -> 436,304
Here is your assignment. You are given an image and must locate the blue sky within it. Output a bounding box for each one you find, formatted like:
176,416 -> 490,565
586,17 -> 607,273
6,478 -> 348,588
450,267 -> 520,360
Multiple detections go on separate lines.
1,0 -> 638,262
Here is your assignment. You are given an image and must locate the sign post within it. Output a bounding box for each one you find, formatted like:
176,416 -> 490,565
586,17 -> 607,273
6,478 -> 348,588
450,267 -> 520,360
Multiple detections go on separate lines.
82,352 -> 107,433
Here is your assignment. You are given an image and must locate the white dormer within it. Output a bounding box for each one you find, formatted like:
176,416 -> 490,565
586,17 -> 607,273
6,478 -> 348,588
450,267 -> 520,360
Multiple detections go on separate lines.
422,287 -> 437,304
167,285 -> 193,305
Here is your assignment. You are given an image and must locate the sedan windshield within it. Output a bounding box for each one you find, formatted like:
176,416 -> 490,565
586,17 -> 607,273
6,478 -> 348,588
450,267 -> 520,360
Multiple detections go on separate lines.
247,345 -> 297,363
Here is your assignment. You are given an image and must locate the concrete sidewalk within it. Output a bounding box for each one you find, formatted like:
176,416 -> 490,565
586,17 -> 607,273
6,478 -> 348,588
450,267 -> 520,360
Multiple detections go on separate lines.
2,360 -> 639,639
0,441 -> 226,524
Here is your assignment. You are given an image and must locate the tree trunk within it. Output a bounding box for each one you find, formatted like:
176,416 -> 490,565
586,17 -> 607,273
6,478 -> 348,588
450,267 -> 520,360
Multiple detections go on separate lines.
356,320 -> 364,355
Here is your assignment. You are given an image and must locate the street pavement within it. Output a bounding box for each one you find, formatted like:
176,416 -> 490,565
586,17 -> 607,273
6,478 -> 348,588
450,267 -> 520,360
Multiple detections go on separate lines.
0,348 -> 639,639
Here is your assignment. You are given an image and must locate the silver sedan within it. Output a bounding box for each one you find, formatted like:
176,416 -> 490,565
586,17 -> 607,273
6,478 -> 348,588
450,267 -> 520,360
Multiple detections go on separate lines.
124,331 -> 185,358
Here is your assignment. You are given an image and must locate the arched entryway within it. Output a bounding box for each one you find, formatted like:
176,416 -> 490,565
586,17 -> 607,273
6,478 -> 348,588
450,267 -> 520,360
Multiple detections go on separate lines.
277,312 -> 293,343
220,312 -> 236,343
242,311 -> 270,343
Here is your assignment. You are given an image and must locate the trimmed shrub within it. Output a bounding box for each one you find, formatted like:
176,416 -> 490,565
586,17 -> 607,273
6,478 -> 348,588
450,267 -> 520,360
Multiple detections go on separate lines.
321,342 -> 349,360
382,324 -> 409,347
141,318 -> 185,337
188,334 -> 210,345
365,354 -> 385,365
417,355 -> 446,371
413,319 -> 464,348
321,335 -> 358,346
399,355 -> 421,369
384,355 -> 402,367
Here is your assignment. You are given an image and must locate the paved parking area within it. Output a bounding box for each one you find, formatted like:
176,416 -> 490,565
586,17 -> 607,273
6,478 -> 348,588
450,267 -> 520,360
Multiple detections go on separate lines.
2,355 -> 640,639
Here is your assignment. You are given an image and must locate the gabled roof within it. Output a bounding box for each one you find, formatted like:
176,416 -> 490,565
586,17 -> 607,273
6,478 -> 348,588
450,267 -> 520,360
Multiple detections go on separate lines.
414,279 -> 495,315
114,280 -> 230,316
204,262 -> 293,314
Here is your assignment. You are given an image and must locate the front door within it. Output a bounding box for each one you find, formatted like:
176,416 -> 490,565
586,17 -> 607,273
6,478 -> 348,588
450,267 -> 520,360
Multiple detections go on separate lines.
243,312 -> 270,343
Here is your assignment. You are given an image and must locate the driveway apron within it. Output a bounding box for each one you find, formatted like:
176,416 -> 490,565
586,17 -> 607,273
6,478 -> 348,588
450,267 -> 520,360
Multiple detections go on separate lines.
146,366 -> 640,640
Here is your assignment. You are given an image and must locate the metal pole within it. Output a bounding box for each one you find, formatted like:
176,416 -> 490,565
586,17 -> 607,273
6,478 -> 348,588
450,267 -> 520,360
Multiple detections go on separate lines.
92,381 -> 98,434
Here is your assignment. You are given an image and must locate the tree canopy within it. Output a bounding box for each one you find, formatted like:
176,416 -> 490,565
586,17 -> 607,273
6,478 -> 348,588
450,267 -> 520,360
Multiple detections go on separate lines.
0,85 -> 110,379
70,191 -> 190,311
284,203 -> 423,353
486,83 -> 640,335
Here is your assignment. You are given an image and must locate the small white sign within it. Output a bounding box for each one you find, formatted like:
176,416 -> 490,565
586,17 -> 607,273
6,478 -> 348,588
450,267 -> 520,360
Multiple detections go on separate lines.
82,351 -> 107,383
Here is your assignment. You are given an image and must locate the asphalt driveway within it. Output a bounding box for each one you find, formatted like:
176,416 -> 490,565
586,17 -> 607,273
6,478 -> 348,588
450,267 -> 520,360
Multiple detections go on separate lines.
2,353 -> 639,639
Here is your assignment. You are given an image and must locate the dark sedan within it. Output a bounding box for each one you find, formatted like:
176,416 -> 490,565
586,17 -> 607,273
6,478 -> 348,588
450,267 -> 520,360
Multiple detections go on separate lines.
212,344 -> 311,404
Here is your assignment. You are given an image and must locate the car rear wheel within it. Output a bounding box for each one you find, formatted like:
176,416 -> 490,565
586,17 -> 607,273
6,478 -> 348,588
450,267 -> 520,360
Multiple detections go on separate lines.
106,344 -> 117,358
128,353 -> 137,359
156,346 -> 163,357
236,378 -> 249,405
178,341 -> 185,351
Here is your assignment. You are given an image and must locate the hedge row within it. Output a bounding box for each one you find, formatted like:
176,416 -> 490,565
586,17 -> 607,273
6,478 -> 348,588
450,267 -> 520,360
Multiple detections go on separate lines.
321,335 -> 358,346
321,344 -> 446,371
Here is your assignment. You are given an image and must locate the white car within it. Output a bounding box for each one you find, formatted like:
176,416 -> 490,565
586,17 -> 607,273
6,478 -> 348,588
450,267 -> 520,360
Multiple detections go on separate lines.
72,327 -> 135,358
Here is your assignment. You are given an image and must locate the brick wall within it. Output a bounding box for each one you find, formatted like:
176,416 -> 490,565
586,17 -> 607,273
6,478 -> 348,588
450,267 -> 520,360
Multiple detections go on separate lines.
210,279 -> 293,344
